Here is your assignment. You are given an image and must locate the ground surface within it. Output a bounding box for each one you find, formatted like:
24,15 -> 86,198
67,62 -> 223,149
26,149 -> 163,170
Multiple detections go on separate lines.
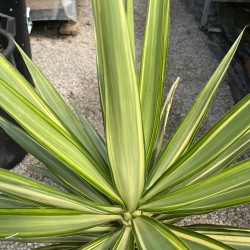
182,0 -> 250,102
1,0 -> 249,249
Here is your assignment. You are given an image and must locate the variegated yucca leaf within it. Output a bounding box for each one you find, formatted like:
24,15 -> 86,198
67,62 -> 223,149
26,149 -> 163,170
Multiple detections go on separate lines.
142,92 -> 250,201
139,0 -> 170,167
93,0 -> 145,212
186,224 -> 250,250
79,230 -> 121,250
0,117 -> 108,203
15,42 -> 110,173
0,0 -> 249,249
0,209 -> 121,238
147,28 -> 246,188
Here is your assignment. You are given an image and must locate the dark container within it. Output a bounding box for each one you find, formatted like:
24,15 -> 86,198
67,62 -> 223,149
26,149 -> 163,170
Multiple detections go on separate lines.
0,0 -> 32,169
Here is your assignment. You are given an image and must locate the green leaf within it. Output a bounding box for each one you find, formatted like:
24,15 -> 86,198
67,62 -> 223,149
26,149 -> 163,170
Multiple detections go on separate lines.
79,230 -> 121,250
15,43 -> 110,178
174,185 -> 250,217
28,165 -> 74,193
148,29 -> 245,187
0,194 -> 37,208
77,226 -> 116,236
142,92 -> 250,201
154,214 -> 182,224
139,0 -> 170,167
1,227 -> 114,243
0,117 -> 109,204
171,128 -> 250,191
72,103 -> 108,165
93,0 -> 145,211
186,224 -> 250,250
166,224 -> 233,249
0,79 -> 122,205
95,40 -> 105,121
0,55 -> 63,129
125,0 -> 135,61
139,159 -> 250,214
0,169 -> 123,214
34,244 -> 82,250
111,227 -> 134,250
150,77 -> 180,167
1,235 -> 95,244
0,209 -> 121,238
132,216 -> 188,249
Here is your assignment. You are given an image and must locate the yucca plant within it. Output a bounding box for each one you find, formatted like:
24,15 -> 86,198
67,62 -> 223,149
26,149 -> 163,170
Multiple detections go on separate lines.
0,0 -> 249,249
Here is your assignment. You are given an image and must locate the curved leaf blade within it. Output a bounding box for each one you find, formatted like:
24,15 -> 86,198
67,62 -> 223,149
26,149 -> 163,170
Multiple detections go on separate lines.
171,128 -> 250,191
148,29 -> 245,187
0,169 -> 123,214
93,0 -> 145,211
140,159 -> 250,214
0,209 -> 121,238
0,117 -> 109,204
166,224 -> 233,249
132,216 -> 188,249
0,55 -> 62,129
0,194 -> 37,208
15,43 -> 110,177
139,0 -> 170,167
142,93 -> 250,201
79,230 -> 121,250
1,235 -> 95,244
111,227 -> 134,250
34,244 -> 82,250
125,0 -> 135,61
0,79 -> 122,205
72,103 -> 108,165
186,224 -> 250,250
150,77 -> 180,167
1,226 -> 114,243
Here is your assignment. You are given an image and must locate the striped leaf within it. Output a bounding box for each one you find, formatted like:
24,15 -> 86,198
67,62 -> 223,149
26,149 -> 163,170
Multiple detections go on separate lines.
111,227 -> 134,250
0,117 -> 109,204
0,209 -> 121,238
139,0 -> 170,167
34,244 -> 82,250
0,0 -> 249,248
186,224 -> 250,250
15,43 -> 110,177
0,79 -> 122,205
139,159 -> 250,214
0,169 -> 123,214
27,165 -> 74,193
142,93 -> 250,201
148,29 -> 245,187
80,230 -> 121,250
93,0 -> 145,211
0,55 -> 62,128
95,41 -> 105,120
72,103 -> 108,165
171,128 -> 250,191
125,0 -> 135,61
1,227 -> 114,243
132,216 -> 188,249
1,235 -> 95,244
150,77 -> 180,167
166,224 -> 233,249
0,195 -> 37,208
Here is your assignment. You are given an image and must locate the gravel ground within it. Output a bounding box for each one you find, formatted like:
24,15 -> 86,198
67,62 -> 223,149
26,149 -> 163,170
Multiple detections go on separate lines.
1,0 -> 249,249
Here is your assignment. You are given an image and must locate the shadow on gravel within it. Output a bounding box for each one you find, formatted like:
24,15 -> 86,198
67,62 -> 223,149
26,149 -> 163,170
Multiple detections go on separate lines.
181,0 -> 250,103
